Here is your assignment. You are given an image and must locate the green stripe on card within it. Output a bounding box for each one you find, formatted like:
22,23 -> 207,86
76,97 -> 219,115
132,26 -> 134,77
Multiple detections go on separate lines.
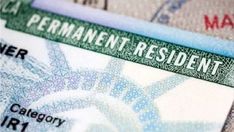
3,4 -> 234,87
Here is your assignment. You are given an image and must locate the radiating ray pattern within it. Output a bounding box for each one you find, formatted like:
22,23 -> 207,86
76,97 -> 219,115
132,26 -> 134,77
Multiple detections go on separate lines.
145,75 -> 188,99
47,41 -> 70,76
0,39 -> 220,132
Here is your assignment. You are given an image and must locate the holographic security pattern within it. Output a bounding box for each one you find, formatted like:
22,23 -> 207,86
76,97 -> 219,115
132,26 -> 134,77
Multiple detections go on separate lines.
0,40 -> 222,132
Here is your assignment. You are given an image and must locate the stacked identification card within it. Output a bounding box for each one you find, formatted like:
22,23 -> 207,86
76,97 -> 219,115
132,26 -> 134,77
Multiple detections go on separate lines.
70,0 -> 234,40
0,0 -> 234,132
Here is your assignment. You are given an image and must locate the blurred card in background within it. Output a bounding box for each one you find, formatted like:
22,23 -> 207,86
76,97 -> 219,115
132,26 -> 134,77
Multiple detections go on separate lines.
69,0 -> 234,40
